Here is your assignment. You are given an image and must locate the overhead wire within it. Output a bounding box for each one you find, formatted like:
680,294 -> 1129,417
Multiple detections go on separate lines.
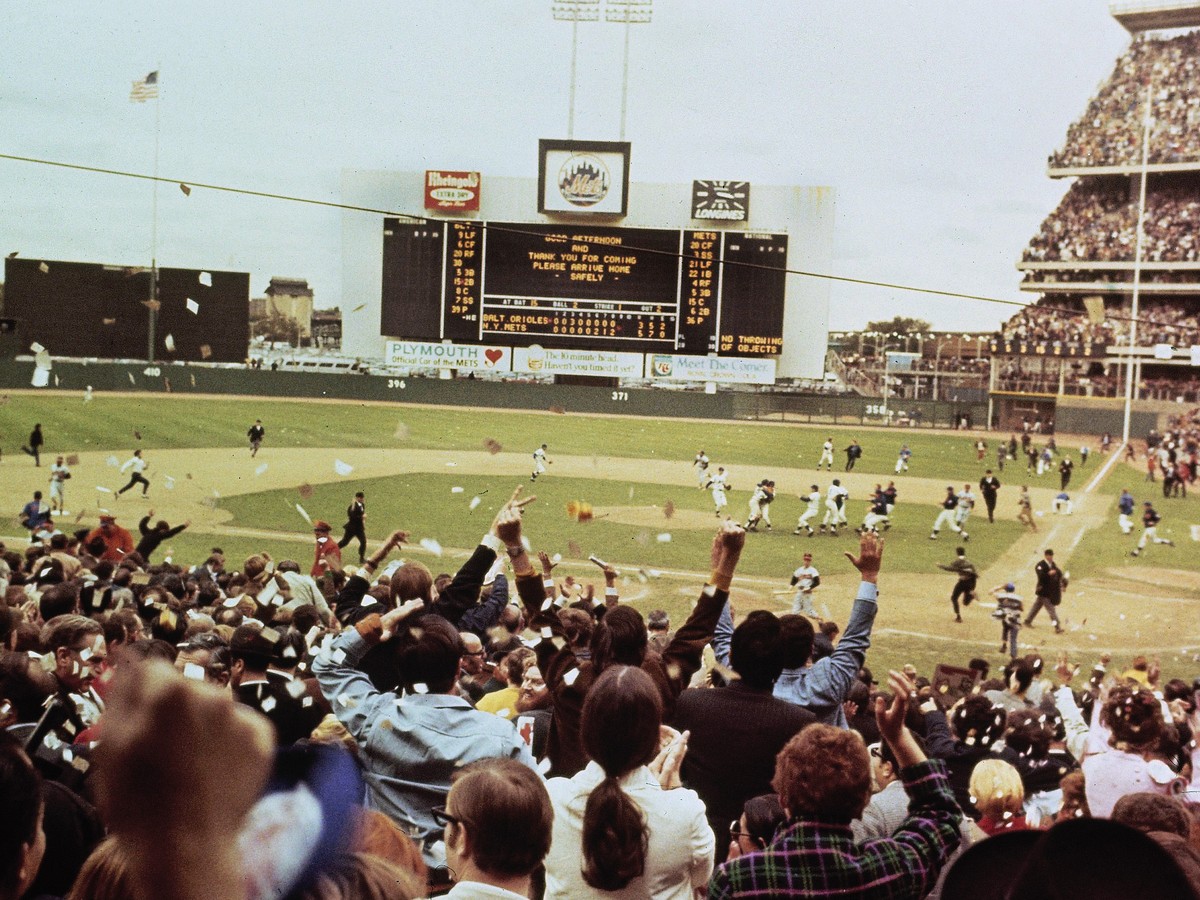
0,150 -> 1162,331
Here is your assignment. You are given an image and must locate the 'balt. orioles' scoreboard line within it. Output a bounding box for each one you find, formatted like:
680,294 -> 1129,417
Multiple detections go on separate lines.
381,219 -> 788,356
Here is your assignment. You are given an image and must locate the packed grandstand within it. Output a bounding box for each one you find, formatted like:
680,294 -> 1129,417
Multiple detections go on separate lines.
1002,20 -> 1200,404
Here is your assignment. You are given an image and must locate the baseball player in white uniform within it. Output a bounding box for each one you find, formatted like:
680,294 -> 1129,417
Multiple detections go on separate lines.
820,479 -> 849,533
746,480 -> 775,531
694,450 -> 710,488
49,456 -> 71,514
531,444 -> 550,481
790,553 -> 821,616
817,438 -> 835,471
709,467 -> 730,517
794,484 -> 822,536
955,484 -> 975,530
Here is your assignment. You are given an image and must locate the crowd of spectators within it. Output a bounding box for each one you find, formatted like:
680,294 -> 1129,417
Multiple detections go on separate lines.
996,356 -> 1200,402
999,302 -> 1119,347
1000,296 -> 1200,351
1022,269 -> 1200,286
1023,179 -> 1200,264
1049,29 -> 1200,169
4,494 -> 1200,898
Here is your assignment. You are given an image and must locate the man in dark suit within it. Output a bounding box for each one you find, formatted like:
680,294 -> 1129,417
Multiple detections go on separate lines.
337,491 -> 367,563
979,470 -> 1001,524
1025,548 -> 1065,634
230,623 -> 325,747
673,607 -> 817,861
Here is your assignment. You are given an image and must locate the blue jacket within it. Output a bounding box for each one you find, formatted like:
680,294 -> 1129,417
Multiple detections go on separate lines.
773,582 -> 878,727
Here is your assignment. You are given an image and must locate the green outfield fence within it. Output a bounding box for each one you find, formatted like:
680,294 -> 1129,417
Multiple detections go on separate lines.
0,358 -> 1174,435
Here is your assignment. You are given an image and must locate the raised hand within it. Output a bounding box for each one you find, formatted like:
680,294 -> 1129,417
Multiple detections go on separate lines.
845,531 -> 884,583
710,520 -> 747,576
875,670 -> 915,747
493,485 -> 537,545
380,598 -> 426,641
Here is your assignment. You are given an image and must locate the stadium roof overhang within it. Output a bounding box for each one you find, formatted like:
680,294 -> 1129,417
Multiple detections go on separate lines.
1048,161 -> 1200,177
1110,1 -> 1200,33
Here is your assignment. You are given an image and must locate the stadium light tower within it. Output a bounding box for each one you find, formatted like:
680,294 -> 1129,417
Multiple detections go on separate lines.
551,0 -> 600,138
605,0 -> 653,141
552,0 -> 652,140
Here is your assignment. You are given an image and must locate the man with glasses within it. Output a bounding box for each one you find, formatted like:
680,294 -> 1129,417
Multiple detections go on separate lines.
456,632 -> 489,704
42,615 -> 107,738
433,758 -> 553,897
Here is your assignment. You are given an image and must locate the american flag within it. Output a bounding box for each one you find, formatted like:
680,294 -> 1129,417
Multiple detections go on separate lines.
129,71 -> 159,103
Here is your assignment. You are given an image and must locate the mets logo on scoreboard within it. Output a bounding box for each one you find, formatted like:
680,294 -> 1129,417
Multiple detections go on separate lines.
558,154 -> 610,207
692,181 -> 750,221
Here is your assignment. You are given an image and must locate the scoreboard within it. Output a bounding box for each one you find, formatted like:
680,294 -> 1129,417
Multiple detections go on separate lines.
381,220 -> 788,356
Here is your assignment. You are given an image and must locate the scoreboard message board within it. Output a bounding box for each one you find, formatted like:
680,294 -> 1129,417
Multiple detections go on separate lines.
381,220 -> 788,356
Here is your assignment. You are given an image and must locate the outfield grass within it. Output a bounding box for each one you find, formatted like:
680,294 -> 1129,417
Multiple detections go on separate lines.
1,392 -> 1068,484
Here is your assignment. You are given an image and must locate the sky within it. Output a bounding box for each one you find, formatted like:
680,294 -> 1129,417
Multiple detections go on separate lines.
0,1 -> 1134,333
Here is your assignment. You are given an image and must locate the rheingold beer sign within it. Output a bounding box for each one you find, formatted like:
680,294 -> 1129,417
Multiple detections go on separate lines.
425,170 -> 481,212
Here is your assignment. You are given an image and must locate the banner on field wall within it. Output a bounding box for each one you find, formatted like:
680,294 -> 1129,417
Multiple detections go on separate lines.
384,341 -> 511,371
511,346 -> 643,378
647,354 -> 776,385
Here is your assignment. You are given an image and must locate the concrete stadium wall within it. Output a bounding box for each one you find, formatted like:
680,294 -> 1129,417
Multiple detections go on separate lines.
1054,396 -> 1172,437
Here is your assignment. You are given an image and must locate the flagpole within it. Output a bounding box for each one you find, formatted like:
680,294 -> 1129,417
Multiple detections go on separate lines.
148,64 -> 161,362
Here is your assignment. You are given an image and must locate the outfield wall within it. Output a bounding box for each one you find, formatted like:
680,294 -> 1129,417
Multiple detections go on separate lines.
8,359 -> 1183,434
0,358 -> 994,426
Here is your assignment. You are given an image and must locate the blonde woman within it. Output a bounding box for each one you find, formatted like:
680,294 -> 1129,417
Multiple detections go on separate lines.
969,759 -> 1027,835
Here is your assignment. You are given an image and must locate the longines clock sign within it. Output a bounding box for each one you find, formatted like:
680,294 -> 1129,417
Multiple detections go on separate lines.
691,180 -> 750,221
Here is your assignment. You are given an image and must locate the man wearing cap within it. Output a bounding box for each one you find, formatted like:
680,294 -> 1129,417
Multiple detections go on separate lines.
1025,549 -> 1065,634
336,491 -> 368,564
988,585 -> 1027,657
84,515 -> 135,563
311,521 -> 342,577
793,484 -> 822,536
789,553 -> 821,616
1132,501 -> 1175,557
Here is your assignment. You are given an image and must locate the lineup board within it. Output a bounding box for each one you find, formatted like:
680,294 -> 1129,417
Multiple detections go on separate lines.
381,220 -> 788,356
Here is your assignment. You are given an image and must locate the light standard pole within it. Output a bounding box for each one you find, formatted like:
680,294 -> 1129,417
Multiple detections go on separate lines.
605,0 -> 652,141
551,0 -> 600,138
1122,79 -> 1153,444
